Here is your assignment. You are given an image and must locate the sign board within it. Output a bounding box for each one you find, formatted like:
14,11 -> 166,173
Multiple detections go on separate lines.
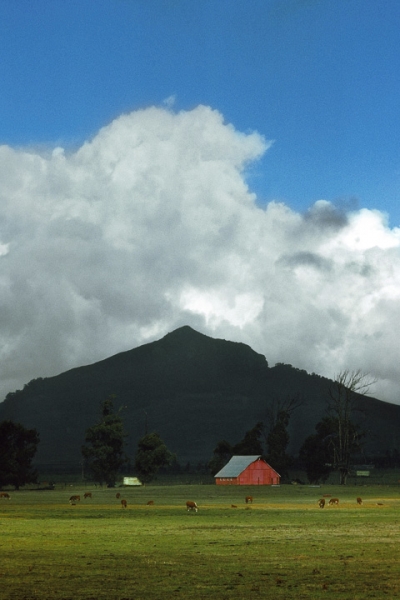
356,470 -> 370,477
123,477 -> 142,486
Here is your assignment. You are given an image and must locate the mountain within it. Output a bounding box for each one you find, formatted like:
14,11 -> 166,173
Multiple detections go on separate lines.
0,325 -> 399,470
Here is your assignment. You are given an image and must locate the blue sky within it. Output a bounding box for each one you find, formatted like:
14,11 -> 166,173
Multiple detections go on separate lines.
1,0 -> 399,224
1,0 -> 400,405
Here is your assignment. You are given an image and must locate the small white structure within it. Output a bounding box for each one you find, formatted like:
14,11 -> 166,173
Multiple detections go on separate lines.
123,477 -> 142,486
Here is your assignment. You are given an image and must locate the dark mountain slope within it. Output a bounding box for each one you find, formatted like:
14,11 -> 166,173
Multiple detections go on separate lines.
0,326 -> 399,468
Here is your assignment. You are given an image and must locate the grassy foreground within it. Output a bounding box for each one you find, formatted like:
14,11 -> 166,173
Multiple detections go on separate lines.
1,483 -> 400,599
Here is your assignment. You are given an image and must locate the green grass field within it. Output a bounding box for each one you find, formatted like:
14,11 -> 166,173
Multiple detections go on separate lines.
1,483 -> 400,599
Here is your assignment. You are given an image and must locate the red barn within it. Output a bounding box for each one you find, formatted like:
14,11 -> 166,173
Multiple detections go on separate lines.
214,455 -> 280,486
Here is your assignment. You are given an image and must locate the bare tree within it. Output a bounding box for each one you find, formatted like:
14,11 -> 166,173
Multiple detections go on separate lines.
265,393 -> 304,430
328,369 -> 376,485
264,393 -> 304,480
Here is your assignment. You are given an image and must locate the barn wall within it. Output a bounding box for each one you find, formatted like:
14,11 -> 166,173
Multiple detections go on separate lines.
239,459 -> 280,485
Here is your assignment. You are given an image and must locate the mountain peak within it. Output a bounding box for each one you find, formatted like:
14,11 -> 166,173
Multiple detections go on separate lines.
163,325 -> 205,339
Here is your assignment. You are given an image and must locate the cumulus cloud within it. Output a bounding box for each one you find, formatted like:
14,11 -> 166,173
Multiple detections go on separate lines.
0,105 -> 399,404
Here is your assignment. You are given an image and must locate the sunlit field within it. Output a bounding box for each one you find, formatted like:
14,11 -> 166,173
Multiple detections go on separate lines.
1,483 -> 400,599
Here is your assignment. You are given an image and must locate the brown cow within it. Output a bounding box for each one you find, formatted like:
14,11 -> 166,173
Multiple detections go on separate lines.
356,497 -> 362,505
318,498 -> 325,508
69,495 -> 80,503
186,501 -> 198,512
245,496 -> 253,504
0,492 -> 10,499
147,500 -> 154,505
328,498 -> 339,506
231,504 -> 237,508
121,499 -> 127,508
84,492 -> 92,499
116,492 -> 121,499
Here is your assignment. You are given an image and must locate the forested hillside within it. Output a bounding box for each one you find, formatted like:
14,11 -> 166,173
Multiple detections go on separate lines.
0,326 -> 399,470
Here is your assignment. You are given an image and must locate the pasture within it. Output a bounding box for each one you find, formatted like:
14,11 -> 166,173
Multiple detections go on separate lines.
1,483 -> 400,599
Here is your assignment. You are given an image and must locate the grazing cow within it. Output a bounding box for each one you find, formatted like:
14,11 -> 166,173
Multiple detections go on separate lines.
328,498 -> 339,506
245,496 -> 253,504
69,495 -> 80,504
186,501 -> 198,512
121,499 -> 127,508
116,492 -> 121,499
356,497 -> 363,505
0,492 -> 10,499
147,500 -> 154,505
84,492 -> 92,499
323,494 -> 332,498
318,498 -> 325,508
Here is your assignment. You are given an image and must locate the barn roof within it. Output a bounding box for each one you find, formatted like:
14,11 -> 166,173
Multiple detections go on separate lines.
214,455 -> 262,478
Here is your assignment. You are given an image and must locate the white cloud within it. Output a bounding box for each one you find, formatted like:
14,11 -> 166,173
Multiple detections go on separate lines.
0,104 -> 399,405
163,94 -> 177,109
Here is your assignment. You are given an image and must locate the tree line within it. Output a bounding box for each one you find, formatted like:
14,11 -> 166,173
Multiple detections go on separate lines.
0,395 -> 175,489
0,369 -> 377,489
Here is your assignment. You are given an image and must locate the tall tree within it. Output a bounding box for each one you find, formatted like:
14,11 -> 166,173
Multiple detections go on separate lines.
327,369 -> 374,485
233,421 -> 264,455
0,420 -> 40,490
264,395 -> 303,481
265,409 -> 292,480
299,417 -> 336,484
82,396 -> 128,487
134,432 -> 175,483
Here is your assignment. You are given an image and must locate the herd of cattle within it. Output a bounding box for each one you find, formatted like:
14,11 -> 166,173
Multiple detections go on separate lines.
66,492 -> 366,511
0,491 -> 386,509
318,495 -> 363,508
